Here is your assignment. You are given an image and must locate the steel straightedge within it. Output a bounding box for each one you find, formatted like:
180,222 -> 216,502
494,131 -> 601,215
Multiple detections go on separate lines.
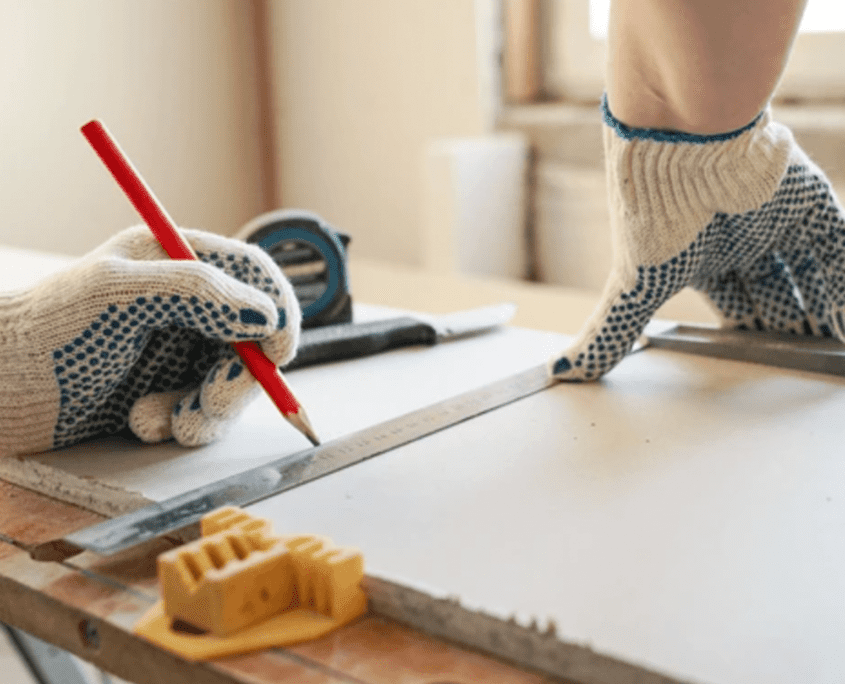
60,364 -> 556,557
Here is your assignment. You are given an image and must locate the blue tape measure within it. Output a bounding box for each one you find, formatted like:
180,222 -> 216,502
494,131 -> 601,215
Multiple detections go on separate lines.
236,209 -> 352,328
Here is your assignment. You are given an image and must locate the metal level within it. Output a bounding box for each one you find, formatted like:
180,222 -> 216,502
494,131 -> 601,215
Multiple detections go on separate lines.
645,323 -> 845,376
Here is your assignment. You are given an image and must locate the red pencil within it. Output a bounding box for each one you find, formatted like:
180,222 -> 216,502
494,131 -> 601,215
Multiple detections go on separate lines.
81,119 -> 320,446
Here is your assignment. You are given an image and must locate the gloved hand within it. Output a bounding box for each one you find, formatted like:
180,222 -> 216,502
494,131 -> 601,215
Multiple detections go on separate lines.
0,225 -> 300,455
551,96 -> 845,381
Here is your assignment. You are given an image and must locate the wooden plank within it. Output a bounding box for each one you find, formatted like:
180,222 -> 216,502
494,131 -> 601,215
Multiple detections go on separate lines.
0,481 -> 102,553
0,482 -> 559,684
286,614 -> 556,684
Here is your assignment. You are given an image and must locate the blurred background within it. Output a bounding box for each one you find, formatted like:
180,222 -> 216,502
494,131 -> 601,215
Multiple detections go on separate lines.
2,0 -> 845,292
5,4 -> 844,682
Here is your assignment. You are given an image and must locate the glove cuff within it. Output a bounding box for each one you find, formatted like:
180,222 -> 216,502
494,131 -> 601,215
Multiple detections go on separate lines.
602,95 -> 794,268
0,291 -> 58,455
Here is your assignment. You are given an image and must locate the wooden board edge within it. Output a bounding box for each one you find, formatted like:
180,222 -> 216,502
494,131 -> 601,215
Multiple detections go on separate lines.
363,575 -> 686,684
0,456 -> 151,518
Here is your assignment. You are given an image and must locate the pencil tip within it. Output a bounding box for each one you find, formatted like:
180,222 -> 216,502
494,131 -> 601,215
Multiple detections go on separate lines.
286,410 -> 321,447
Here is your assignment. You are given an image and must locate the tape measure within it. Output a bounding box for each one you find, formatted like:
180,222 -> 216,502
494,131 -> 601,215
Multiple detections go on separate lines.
236,209 -> 353,329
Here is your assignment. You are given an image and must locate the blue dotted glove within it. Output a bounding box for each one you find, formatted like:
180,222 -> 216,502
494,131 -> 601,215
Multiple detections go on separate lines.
0,226 -> 300,455
551,100 -> 845,381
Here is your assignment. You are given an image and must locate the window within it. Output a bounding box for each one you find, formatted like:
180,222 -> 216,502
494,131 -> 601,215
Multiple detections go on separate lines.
541,0 -> 845,102
799,0 -> 845,32
501,0 -> 845,292
589,0 -> 845,38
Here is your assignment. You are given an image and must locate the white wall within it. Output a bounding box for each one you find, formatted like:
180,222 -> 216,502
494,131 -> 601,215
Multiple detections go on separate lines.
1,1 -> 498,268
0,0 -> 269,256
265,0 -> 493,266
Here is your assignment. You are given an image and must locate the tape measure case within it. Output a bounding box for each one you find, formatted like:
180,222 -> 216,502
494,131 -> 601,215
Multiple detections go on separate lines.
237,209 -> 352,329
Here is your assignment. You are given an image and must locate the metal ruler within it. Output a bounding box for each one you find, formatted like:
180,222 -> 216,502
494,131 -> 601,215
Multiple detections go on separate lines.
53,364 -> 555,559
40,322 -> 845,561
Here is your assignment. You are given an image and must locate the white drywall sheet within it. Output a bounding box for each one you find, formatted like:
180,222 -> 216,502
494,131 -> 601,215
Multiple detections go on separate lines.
28,322 -> 566,502
260,347 -> 845,684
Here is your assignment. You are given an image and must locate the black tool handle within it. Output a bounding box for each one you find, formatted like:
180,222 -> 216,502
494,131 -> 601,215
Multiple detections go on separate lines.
286,317 -> 437,370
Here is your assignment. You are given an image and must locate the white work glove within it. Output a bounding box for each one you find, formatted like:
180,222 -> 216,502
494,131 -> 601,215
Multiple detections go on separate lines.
0,226 -> 300,455
551,97 -> 845,380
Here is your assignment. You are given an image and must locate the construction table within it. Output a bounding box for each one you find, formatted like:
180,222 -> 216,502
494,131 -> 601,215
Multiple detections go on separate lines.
0,247 -> 650,684
9,245 -> 843,684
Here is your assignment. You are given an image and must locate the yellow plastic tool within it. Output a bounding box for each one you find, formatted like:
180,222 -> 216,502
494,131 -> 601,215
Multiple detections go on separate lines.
133,506 -> 367,660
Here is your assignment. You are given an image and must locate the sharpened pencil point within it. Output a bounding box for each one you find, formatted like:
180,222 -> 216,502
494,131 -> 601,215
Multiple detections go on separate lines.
286,409 -> 321,446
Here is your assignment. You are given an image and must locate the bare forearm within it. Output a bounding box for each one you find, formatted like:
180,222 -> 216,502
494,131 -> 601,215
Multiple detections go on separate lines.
607,0 -> 808,133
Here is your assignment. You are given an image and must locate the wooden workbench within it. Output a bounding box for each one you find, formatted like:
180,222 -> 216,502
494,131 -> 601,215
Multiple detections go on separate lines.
0,479 -> 567,684
0,246 -> 720,684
